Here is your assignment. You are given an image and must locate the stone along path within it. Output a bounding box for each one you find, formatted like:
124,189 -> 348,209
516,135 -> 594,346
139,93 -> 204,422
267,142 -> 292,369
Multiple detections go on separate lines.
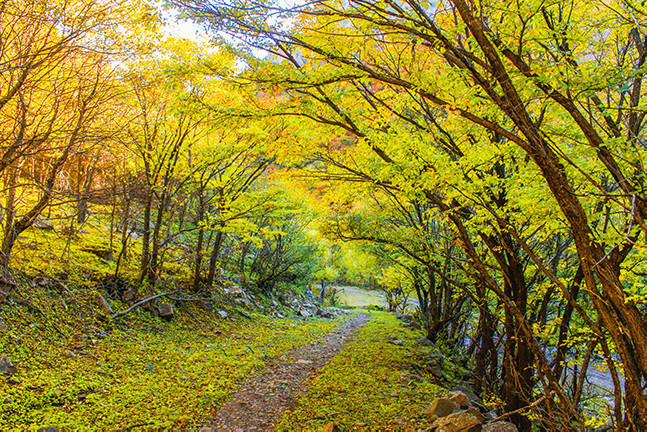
204,313 -> 370,431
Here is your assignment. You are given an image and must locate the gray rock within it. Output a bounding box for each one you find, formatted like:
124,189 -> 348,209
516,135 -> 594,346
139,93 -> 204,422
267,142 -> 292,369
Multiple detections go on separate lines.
422,398 -> 459,418
298,309 -> 311,318
431,410 -> 483,432
0,322 -> 7,331
482,421 -> 518,432
416,337 -> 434,346
217,310 -> 228,319
0,355 -> 17,375
37,428 -> 59,432
429,365 -> 447,380
33,217 -> 54,230
158,303 -> 174,321
304,287 -> 315,301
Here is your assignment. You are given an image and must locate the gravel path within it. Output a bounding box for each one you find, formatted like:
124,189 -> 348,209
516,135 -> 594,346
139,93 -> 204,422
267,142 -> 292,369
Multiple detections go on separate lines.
205,313 -> 370,431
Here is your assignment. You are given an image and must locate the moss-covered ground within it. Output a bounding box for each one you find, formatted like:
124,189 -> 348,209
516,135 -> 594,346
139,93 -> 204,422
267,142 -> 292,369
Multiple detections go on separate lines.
0,303 -> 344,430
276,311 -> 443,431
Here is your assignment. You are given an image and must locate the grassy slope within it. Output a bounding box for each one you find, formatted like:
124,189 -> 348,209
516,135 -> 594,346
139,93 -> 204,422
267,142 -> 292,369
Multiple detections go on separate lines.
277,311 -> 443,431
0,301 -> 345,430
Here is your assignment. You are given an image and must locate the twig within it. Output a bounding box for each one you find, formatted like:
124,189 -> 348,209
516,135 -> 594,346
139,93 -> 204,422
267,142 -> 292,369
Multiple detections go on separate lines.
112,290 -> 178,319
490,395 -> 548,423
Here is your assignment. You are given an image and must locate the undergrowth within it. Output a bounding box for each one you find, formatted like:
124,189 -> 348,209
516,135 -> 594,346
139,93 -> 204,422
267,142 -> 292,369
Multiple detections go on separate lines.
0,298 -> 345,430
276,311 -> 443,431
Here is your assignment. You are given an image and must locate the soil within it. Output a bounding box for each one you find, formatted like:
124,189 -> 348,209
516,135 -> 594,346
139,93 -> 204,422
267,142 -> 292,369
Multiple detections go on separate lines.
203,313 -> 370,431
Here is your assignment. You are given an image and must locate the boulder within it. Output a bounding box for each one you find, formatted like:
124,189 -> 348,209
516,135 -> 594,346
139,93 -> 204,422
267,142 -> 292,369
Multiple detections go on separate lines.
422,398 -> 459,418
447,391 -> 470,408
158,303 -> 174,321
218,310 -> 228,319
37,428 -> 59,432
0,355 -> 17,375
0,322 -> 7,331
452,384 -> 480,404
431,410 -> 483,432
482,422 -> 518,432
467,407 -> 487,423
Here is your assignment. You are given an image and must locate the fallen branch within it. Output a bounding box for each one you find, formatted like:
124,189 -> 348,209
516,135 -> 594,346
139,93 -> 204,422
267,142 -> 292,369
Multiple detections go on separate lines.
166,296 -> 214,302
112,290 -> 178,319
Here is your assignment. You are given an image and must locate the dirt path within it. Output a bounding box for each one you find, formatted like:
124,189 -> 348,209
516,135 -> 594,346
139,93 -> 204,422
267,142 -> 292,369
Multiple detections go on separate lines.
204,313 -> 370,431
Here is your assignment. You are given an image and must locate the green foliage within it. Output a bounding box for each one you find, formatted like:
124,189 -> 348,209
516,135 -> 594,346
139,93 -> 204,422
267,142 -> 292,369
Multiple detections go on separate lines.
0,295 -> 341,430
276,311 -> 443,430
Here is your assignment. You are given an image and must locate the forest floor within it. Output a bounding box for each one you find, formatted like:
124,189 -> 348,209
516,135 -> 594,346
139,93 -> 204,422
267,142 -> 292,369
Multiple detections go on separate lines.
0,281 -> 447,431
205,313 -> 371,431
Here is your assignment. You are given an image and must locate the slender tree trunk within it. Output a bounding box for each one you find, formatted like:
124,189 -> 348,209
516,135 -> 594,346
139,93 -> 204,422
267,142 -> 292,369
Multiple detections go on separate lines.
206,229 -> 224,286
138,191 -> 152,285
1,166 -> 19,270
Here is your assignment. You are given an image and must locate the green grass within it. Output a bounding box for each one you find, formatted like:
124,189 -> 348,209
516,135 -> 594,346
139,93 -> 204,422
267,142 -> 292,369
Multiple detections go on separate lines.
276,311 -> 443,431
0,302 -> 345,430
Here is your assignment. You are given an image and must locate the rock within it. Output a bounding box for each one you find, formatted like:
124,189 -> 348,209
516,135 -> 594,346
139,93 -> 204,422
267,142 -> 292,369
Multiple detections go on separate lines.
296,359 -> 313,365
80,247 -> 113,261
64,350 -> 76,358
323,422 -> 341,432
199,427 -> 215,432
389,339 -> 404,345
299,309 -> 311,318
452,384 -> 480,404
122,289 -> 135,303
431,411 -> 483,432
218,310 -> 228,319
422,398 -> 459,418
0,322 -> 7,331
467,407 -> 486,423
482,422 -> 518,432
447,391 -> 470,408
96,294 -> 112,314
429,365 -> 447,380
416,337 -> 434,346
0,355 -> 17,375
37,428 -> 59,432
304,287 -> 315,301
33,217 -> 54,230
158,303 -> 174,321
